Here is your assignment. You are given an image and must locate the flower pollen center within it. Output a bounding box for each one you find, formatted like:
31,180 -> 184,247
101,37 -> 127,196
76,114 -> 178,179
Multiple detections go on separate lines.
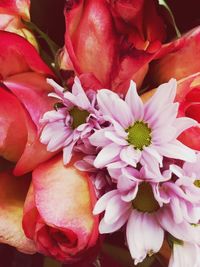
69,107 -> 90,129
132,183 -> 159,213
127,121 -> 151,150
194,179 -> 200,188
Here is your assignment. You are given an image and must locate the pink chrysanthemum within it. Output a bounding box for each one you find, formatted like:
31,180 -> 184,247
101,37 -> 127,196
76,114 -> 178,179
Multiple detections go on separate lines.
40,77 -> 102,164
89,79 -> 197,173
93,157 -> 200,264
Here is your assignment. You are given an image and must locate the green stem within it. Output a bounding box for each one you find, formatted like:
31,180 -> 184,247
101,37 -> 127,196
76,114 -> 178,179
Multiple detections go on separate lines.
158,0 -> 181,38
22,19 -> 59,57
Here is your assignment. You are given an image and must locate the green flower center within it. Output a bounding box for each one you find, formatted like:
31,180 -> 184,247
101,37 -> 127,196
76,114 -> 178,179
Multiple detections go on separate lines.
69,107 -> 90,129
132,183 -> 159,213
126,121 -> 151,150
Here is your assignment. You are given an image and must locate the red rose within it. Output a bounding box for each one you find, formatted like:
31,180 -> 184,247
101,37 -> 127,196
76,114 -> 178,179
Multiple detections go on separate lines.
59,0 -> 166,94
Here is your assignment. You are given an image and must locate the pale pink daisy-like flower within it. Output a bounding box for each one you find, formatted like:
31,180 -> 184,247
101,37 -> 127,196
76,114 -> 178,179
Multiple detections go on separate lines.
89,79 -> 197,172
75,155 -> 112,198
169,242 -> 200,267
93,161 -> 200,264
40,77 -> 102,164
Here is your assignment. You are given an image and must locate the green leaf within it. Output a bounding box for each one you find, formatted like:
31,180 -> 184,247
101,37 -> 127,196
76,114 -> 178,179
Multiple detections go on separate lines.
158,0 -> 181,38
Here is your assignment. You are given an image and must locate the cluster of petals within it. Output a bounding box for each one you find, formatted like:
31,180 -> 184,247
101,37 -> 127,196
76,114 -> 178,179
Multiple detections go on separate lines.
75,155 -> 112,197
40,77 -> 102,164
40,76 -> 200,265
94,154 -> 200,264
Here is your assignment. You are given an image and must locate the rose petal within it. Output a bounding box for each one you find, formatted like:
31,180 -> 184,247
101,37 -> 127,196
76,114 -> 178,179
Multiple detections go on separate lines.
0,86 -> 27,162
0,31 -> 53,79
4,72 -> 56,131
0,170 -> 36,253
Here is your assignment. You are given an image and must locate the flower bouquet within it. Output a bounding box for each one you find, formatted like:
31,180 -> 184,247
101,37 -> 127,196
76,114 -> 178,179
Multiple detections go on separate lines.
0,0 -> 200,266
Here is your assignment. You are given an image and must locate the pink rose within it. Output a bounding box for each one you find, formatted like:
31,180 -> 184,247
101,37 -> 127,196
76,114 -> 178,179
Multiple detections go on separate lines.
22,154 -> 99,263
0,31 -> 55,176
59,0 -> 166,94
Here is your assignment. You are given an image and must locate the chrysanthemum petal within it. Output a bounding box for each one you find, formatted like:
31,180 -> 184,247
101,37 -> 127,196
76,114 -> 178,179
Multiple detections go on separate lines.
104,195 -> 130,224
157,140 -> 197,162
174,117 -> 198,138
63,141 -> 76,165
105,131 -> 127,145
144,79 -> 177,120
125,80 -> 144,120
47,78 -> 65,95
183,153 -> 200,176
152,125 -> 177,144
126,210 -> 164,264
99,211 -> 130,234
118,176 -> 139,202
169,242 -> 200,267
97,89 -> 133,128
158,208 -> 200,244
63,77 -> 91,110
144,146 -> 163,166
149,103 -> 178,129
94,143 -> 121,168
93,190 -> 118,215
120,146 -> 141,167
170,164 -> 184,178
89,128 -> 113,147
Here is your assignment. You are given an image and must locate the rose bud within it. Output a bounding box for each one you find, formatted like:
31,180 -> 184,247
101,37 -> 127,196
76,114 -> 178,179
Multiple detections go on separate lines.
149,26 -> 200,86
0,31 -> 56,175
22,154 -> 99,263
0,167 -> 36,254
59,0 -> 166,94
0,0 -> 38,48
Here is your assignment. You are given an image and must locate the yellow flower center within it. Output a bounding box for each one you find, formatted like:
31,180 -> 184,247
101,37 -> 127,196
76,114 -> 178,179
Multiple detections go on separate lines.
194,179 -> 200,188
